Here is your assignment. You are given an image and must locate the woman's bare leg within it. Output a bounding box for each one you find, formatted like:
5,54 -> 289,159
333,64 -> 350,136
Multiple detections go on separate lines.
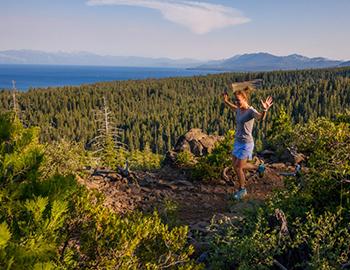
234,158 -> 247,189
243,162 -> 258,171
232,156 -> 257,189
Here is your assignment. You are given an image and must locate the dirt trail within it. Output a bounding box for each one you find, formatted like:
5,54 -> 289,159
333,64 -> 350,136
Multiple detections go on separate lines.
157,165 -> 283,225
80,164 -> 286,231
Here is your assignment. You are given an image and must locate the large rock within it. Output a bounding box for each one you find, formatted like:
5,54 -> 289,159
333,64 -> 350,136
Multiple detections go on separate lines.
174,135 -> 191,152
184,128 -> 206,142
179,128 -> 223,157
259,149 -> 275,158
280,148 -> 305,165
199,135 -> 222,154
189,139 -> 204,156
165,128 -> 224,166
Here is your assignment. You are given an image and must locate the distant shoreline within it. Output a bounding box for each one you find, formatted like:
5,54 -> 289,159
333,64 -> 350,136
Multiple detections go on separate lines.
0,64 -> 222,91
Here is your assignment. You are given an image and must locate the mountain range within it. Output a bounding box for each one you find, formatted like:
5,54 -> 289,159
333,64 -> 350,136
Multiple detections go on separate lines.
193,53 -> 348,71
0,50 -> 349,71
0,50 -> 205,68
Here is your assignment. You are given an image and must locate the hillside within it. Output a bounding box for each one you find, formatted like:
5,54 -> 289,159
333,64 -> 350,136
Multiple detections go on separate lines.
1,109 -> 349,269
1,66 -> 350,156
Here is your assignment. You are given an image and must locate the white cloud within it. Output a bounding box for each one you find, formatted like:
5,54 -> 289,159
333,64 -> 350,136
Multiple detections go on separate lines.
86,0 -> 250,34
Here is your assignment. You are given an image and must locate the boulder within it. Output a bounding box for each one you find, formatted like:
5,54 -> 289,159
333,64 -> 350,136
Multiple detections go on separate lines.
184,128 -> 206,142
259,149 -> 275,157
189,139 -> 204,156
166,128 -> 224,166
174,135 -> 191,152
199,135 -> 222,154
280,148 -> 305,165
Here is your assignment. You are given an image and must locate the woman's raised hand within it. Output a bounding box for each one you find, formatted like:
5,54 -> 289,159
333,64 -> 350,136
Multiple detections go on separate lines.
261,96 -> 273,111
222,92 -> 229,102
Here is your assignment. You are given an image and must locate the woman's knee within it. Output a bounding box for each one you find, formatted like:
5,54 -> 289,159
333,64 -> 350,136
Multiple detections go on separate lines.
235,159 -> 246,170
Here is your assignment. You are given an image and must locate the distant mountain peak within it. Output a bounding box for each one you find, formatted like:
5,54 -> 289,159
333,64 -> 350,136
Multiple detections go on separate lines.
287,54 -> 309,60
194,52 -> 345,72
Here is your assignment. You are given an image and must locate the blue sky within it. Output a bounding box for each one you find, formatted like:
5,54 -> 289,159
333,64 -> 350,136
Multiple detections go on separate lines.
1,0 -> 349,60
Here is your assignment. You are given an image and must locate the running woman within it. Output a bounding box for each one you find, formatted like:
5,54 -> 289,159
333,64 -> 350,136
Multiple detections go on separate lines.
223,82 -> 273,200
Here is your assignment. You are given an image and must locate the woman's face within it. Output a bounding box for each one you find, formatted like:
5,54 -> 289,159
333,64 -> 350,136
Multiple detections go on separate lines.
235,94 -> 248,108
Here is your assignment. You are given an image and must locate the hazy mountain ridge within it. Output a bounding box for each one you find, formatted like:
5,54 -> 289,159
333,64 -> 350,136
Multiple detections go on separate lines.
339,60 -> 350,67
1,50 -> 349,71
193,52 -> 347,71
0,50 -> 206,68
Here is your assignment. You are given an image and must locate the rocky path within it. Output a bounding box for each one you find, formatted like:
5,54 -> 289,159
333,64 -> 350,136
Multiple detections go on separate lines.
76,162 -> 301,259
78,163 -> 291,230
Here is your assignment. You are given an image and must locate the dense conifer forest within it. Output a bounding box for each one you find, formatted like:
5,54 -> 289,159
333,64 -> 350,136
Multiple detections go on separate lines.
1,67 -> 350,154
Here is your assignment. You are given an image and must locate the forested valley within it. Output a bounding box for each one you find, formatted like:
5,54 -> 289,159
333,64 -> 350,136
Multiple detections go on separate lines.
1,67 -> 350,154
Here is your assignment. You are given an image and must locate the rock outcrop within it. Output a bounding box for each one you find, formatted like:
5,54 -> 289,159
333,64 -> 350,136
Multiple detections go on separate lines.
259,147 -> 306,165
165,128 -> 223,165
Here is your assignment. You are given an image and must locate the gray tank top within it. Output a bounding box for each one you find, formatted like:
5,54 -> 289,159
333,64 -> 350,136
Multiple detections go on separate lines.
235,106 -> 259,143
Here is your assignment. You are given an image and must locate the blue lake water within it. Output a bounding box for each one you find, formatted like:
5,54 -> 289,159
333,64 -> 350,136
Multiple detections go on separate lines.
0,64 -> 222,91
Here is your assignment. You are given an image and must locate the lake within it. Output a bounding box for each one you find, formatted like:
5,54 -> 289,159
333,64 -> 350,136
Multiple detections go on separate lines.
0,64 -> 222,91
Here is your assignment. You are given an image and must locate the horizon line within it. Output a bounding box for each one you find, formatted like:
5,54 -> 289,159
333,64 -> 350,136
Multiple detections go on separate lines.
0,49 -> 348,62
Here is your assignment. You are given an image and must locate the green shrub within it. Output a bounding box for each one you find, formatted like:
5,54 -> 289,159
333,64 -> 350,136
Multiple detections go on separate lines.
0,113 -> 44,184
265,106 -> 294,155
208,209 -> 283,270
160,198 -> 180,228
128,143 -> 163,170
69,190 -> 202,269
175,150 -> 196,168
191,129 -> 234,182
291,209 -> 350,270
39,139 -> 96,179
0,112 -> 202,270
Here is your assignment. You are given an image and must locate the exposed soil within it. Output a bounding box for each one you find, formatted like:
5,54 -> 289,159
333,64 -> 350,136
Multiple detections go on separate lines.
78,163 -> 290,230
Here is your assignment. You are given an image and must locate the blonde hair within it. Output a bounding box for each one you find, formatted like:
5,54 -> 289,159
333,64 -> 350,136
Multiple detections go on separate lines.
231,81 -> 256,101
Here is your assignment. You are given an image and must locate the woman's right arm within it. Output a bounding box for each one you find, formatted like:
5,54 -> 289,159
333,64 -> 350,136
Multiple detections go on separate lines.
223,93 -> 237,111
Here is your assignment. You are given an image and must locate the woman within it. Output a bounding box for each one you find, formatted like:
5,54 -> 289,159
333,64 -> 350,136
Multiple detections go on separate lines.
223,82 -> 273,200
